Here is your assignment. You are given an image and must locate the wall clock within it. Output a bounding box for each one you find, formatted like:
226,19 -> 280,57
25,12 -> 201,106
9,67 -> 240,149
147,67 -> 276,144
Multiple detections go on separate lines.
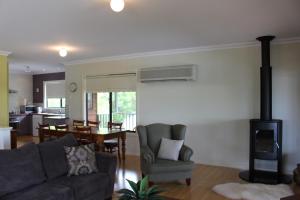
69,82 -> 78,93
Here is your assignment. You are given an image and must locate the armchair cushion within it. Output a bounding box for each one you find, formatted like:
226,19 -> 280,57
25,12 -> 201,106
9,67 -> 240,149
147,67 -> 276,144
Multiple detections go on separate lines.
145,159 -> 194,174
179,145 -> 194,161
146,124 -> 172,155
140,146 -> 155,164
157,138 -> 184,161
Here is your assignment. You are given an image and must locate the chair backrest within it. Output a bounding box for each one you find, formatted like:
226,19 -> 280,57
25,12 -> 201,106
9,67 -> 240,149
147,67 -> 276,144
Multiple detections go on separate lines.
108,122 -> 122,130
39,123 -> 50,129
88,120 -> 100,128
136,123 -> 186,156
76,126 -> 92,134
73,120 -> 85,127
55,124 -> 69,131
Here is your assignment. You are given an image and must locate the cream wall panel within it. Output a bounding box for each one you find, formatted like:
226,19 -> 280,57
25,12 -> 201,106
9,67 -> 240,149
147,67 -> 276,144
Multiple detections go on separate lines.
9,74 -> 33,112
66,43 -> 300,173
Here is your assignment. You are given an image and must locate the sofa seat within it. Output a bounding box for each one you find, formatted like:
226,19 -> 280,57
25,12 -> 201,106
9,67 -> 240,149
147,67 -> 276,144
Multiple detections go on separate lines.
49,173 -> 109,200
1,183 -> 74,200
147,159 -> 194,174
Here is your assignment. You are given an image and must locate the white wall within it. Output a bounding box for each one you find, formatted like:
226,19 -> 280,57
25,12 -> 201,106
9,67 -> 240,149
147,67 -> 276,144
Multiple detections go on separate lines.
9,73 -> 33,112
65,42 -> 300,173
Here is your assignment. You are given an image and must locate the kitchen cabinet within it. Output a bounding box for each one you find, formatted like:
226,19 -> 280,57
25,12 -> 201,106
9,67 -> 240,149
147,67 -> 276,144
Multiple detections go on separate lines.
9,114 -> 32,135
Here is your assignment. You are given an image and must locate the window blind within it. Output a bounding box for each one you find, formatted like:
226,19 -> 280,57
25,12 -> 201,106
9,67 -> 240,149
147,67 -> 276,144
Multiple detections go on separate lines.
85,73 -> 136,92
45,80 -> 65,98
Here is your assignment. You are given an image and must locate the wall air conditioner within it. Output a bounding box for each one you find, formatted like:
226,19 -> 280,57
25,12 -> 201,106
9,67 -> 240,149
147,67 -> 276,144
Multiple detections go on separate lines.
138,65 -> 197,82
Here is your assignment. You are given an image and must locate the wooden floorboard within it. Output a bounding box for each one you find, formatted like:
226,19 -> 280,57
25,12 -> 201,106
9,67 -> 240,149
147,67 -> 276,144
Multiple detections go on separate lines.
17,136 -> 300,200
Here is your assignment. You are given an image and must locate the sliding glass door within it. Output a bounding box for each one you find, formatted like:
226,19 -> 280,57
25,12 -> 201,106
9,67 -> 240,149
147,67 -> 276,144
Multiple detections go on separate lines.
86,91 -> 136,130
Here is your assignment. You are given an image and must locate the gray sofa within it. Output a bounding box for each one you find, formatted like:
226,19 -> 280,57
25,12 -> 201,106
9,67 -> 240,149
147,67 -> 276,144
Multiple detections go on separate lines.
137,123 -> 194,185
0,134 -> 117,200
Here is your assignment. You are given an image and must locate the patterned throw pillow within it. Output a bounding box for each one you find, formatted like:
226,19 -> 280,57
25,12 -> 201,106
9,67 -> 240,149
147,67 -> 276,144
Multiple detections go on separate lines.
64,144 -> 98,176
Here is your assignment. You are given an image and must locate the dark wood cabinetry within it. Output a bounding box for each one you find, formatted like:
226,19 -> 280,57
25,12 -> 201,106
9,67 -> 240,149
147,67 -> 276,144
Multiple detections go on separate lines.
9,114 -> 32,135
33,72 -> 65,103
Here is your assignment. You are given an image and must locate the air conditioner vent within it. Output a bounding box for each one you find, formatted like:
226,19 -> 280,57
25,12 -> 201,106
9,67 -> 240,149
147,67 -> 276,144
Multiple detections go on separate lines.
138,65 -> 197,82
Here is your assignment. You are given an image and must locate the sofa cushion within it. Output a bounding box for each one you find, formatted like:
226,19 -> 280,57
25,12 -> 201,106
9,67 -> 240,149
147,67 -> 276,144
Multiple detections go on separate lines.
64,144 -> 98,176
146,159 -> 194,174
0,143 -> 46,197
84,192 -> 105,200
1,183 -> 74,200
49,173 -> 109,200
38,134 -> 78,180
157,138 -> 184,161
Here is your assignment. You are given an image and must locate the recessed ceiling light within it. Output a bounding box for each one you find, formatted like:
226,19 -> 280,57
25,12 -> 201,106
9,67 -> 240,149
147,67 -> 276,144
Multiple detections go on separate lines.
25,66 -> 31,73
59,48 -> 68,57
110,0 -> 125,12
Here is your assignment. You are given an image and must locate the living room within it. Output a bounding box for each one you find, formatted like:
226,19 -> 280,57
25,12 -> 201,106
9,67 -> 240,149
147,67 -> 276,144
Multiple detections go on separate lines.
1,0 -> 300,200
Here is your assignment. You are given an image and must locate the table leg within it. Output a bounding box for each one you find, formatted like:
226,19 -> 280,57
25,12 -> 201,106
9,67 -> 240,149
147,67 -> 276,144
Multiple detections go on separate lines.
97,136 -> 105,152
121,133 -> 126,162
39,129 -> 44,143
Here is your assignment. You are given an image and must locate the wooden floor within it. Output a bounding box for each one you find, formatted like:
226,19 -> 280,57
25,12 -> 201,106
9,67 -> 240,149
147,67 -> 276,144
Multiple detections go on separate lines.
17,136 -> 300,200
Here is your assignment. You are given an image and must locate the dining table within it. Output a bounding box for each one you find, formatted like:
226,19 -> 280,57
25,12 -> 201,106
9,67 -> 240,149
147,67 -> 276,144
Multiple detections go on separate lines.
38,126 -> 127,162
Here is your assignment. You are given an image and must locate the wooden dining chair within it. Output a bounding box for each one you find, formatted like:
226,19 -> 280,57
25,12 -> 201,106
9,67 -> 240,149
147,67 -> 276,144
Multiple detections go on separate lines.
55,124 -> 69,131
39,123 -> 56,141
104,122 -> 123,160
87,120 -> 100,128
73,120 -> 85,127
39,123 -> 50,129
75,126 -> 94,145
108,122 -> 123,130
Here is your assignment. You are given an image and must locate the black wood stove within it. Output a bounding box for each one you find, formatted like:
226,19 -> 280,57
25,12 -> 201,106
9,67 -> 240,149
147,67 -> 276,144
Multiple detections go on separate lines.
239,36 -> 292,184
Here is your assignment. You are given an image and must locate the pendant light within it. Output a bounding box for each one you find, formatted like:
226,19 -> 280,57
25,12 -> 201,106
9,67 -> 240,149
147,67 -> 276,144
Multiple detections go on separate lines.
110,0 -> 125,12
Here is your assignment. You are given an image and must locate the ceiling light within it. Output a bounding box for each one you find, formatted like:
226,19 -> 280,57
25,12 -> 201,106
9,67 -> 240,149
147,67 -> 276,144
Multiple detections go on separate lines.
110,0 -> 125,12
25,66 -> 31,73
59,48 -> 68,57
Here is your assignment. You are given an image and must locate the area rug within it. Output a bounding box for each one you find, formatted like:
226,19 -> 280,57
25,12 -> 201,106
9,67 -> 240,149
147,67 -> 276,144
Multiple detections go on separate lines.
212,182 -> 293,200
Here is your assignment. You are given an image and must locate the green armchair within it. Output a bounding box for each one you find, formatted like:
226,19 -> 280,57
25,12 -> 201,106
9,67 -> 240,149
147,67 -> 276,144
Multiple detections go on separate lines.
136,123 -> 194,185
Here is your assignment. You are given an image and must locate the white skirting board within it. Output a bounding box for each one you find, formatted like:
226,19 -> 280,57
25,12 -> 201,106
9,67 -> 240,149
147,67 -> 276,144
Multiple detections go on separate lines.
0,127 -> 12,149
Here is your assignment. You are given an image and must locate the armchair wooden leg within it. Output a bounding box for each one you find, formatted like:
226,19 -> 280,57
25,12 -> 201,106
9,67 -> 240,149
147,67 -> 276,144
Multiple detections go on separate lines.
186,178 -> 191,186
142,173 -> 145,178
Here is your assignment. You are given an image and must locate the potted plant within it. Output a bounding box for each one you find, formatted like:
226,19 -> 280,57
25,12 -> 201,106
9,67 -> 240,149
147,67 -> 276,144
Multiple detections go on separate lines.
118,176 -> 164,200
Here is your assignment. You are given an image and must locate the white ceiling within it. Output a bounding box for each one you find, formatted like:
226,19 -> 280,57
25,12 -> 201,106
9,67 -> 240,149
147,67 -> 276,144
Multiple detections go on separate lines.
1,0 -> 300,74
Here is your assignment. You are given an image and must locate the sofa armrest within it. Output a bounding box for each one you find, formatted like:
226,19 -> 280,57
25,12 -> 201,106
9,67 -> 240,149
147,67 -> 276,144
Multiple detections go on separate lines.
179,145 -> 193,161
95,152 -> 117,177
140,146 -> 155,164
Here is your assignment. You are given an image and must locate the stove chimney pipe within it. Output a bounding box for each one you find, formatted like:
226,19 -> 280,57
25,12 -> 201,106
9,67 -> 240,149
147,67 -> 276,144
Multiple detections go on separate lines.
257,35 -> 275,121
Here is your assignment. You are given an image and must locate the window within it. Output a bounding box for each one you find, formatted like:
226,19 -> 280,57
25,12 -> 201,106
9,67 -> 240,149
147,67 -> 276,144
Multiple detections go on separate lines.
86,91 -> 136,130
44,80 -> 65,108
47,98 -> 66,108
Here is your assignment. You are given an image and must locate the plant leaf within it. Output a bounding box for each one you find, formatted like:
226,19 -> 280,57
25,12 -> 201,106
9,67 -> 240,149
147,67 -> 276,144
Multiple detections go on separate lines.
137,180 -> 141,190
119,194 -> 137,200
148,195 -> 165,200
139,176 -> 149,192
147,185 -> 164,196
117,188 -> 136,196
127,179 -> 138,194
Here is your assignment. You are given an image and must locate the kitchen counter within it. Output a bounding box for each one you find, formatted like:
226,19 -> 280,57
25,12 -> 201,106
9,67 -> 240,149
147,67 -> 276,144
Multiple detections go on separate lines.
32,113 -> 66,116
43,114 -> 68,126
9,113 -> 66,135
44,116 -> 68,120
